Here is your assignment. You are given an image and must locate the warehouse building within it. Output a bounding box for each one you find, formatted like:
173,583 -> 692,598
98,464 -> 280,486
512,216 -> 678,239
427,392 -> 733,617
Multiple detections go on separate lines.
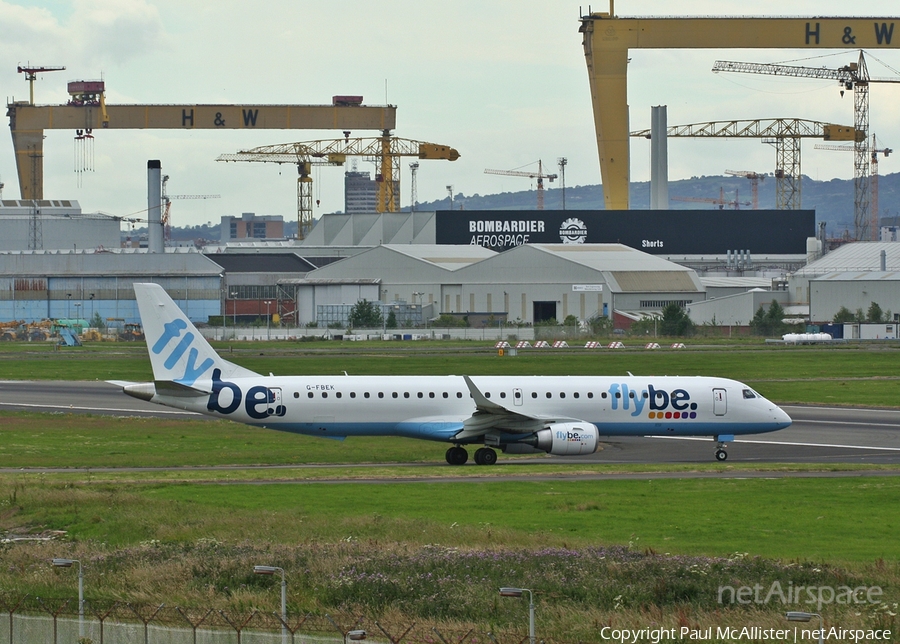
0,251 -> 223,323
0,200 -> 121,252
287,243 -> 705,327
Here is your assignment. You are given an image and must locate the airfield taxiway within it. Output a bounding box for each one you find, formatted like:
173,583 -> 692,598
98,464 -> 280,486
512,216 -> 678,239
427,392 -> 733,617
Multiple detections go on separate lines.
1,380 -> 899,466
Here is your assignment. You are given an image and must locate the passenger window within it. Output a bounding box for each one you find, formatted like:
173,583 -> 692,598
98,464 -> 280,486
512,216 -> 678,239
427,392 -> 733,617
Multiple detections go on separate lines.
336,392 -> 342,399
514,391 -> 521,399
573,392 -> 579,399
403,392 -> 410,398
500,392 -> 506,399
392,392 -> 399,398
485,392 -> 491,399
601,392 -> 607,399
546,392 -> 552,398
457,392 -> 463,398
642,391 -> 648,398
629,391 -> 634,398
417,392 -> 424,398
443,392 -> 449,398
532,392 -> 538,398
588,392 -> 594,399
615,392 -> 621,399
429,392 -> 435,398
560,393 -> 566,399
378,392 -> 384,398
364,392 -> 370,398
322,392 -> 328,398
350,392 -> 355,399
308,392 -> 314,399
294,392 -> 299,398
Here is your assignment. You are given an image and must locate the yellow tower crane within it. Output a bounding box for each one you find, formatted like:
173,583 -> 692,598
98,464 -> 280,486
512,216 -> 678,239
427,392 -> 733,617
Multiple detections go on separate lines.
484,160 -> 558,210
579,2 -> 900,211
712,51 -> 900,240
631,119 -> 858,210
217,134 -> 459,239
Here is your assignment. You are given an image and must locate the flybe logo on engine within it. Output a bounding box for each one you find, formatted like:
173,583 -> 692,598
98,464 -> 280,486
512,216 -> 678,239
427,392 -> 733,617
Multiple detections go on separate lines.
556,430 -> 585,441
608,383 -> 699,419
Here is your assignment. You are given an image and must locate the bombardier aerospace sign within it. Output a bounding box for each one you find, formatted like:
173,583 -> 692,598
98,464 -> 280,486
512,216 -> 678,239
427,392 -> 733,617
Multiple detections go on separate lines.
437,210 -> 814,255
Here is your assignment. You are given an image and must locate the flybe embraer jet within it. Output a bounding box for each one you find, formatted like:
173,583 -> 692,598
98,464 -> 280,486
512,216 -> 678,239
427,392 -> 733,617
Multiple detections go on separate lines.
112,283 -> 792,464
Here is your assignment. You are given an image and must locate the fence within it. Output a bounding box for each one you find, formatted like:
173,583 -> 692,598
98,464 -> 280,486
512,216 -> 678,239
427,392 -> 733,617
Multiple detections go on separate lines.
0,598 -> 547,644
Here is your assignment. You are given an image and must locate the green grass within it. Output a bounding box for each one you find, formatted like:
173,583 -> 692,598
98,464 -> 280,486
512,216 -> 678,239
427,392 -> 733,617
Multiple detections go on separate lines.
3,472 -> 899,561
2,341 -> 900,636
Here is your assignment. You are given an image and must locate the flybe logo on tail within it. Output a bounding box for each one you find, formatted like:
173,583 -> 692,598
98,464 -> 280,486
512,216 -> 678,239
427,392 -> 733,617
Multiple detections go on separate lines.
608,383 -> 699,419
152,319 -> 214,386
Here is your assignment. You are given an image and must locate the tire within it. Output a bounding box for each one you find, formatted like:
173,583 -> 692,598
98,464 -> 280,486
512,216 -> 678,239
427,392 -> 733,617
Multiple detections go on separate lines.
447,446 -> 468,465
479,448 -> 497,465
715,449 -> 728,462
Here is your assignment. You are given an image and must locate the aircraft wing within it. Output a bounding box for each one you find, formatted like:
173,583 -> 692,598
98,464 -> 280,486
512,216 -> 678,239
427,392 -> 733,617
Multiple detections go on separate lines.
454,375 -> 583,441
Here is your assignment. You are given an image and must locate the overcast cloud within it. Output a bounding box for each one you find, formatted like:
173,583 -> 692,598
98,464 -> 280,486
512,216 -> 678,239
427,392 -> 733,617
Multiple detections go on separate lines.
2,1 -> 900,229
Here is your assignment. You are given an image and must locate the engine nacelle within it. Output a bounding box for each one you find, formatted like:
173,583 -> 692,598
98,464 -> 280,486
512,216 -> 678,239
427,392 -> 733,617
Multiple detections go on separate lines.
532,422 -> 600,456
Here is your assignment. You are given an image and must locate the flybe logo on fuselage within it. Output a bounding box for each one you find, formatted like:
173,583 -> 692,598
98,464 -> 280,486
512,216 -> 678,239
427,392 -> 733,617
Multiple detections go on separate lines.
207,369 -> 286,419
608,383 -> 699,419
151,319 -> 214,386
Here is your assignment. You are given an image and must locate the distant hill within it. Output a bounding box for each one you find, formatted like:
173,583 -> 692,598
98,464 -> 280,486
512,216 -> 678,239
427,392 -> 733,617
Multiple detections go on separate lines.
157,172 -> 900,243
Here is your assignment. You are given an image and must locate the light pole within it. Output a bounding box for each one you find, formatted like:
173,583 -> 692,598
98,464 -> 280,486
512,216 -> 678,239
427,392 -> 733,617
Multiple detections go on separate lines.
264,300 -> 273,340
53,558 -> 84,638
66,293 -> 71,318
786,612 -> 824,644
255,565 -> 287,644
89,293 -> 94,322
230,291 -> 238,331
499,587 -> 535,644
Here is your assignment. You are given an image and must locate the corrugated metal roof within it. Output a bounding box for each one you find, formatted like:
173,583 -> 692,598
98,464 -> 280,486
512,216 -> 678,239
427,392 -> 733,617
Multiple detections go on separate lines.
795,242 -> 900,276
0,251 -> 223,276
382,244 -> 496,270
279,278 -> 381,285
611,271 -> 700,292
812,271 -> 900,282
205,253 -> 316,273
700,276 -> 772,288
531,243 -> 695,272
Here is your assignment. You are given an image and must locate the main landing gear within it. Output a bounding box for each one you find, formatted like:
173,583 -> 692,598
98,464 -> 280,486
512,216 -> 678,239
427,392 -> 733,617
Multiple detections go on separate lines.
445,446 -> 498,465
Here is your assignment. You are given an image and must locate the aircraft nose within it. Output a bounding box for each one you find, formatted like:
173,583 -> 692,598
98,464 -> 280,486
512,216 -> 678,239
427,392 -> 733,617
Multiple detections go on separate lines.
773,406 -> 792,429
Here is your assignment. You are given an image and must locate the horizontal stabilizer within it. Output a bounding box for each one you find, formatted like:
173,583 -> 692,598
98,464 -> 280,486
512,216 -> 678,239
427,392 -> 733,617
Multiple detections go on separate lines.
154,380 -> 211,397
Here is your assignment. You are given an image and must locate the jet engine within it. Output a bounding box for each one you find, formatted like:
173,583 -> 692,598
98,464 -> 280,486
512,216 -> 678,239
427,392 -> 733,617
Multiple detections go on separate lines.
512,422 -> 600,456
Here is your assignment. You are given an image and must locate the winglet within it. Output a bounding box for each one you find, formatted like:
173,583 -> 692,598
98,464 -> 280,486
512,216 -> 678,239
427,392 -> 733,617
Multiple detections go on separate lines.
463,375 -> 508,413
134,283 -> 260,384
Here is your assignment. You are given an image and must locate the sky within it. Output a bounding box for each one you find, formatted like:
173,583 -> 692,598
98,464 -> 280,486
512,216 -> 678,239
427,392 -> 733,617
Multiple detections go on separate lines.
2,0 -> 900,230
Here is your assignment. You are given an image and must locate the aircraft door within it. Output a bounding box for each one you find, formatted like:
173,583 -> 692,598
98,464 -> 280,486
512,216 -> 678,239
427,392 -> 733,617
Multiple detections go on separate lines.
513,388 -> 523,406
267,387 -> 284,416
712,388 -> 727,416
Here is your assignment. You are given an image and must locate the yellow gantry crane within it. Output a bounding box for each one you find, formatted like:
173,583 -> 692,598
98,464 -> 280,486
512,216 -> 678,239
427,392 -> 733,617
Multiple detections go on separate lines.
579,2 -> 900,210
7,71 -> 397,200
217,134 -> 459,238
484,160 -> 558,210
631,119 -> 858,210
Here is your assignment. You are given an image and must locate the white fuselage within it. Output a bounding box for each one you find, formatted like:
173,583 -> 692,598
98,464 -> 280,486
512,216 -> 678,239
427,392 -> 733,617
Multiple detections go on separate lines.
149,374 -> 791,445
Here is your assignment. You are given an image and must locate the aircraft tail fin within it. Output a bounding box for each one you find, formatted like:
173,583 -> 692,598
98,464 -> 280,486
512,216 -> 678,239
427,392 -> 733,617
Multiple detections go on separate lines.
134,282 -> 260,385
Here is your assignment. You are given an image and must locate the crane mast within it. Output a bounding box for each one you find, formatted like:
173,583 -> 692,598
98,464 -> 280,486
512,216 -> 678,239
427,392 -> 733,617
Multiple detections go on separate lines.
484,160 -> 558,210
713,51 -> 900,240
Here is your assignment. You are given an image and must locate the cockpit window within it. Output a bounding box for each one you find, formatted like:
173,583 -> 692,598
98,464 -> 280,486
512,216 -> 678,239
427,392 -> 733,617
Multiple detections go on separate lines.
742,389 -> 757,399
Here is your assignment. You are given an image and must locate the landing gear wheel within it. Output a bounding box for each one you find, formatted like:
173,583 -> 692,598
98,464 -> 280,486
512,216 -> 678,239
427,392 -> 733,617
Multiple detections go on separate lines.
445,446 -> 469,465
715,449 -> 728,462
474,447 -> 498,465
